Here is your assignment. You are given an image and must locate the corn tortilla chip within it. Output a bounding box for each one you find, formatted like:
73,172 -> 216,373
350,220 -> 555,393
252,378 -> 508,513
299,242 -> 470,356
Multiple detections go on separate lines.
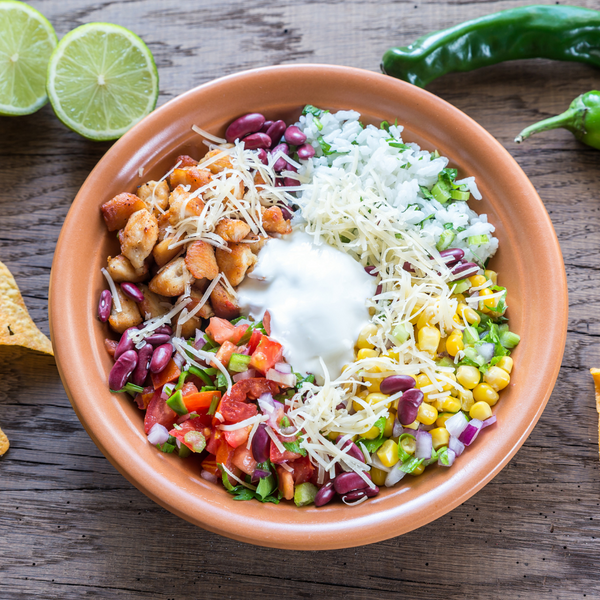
0,425 -> 8,456
591,368 -> 600,461
0,260 -> 53,355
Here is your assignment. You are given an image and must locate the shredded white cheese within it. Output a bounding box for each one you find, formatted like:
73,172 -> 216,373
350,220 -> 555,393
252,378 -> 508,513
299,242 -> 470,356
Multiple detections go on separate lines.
101,268 -> 121,313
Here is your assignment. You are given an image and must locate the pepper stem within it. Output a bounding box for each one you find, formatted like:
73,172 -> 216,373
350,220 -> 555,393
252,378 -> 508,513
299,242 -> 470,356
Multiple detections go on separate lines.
515,104 -> 587,144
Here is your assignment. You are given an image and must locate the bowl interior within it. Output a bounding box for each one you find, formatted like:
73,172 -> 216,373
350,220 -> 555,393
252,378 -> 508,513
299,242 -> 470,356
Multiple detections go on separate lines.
50,65 -> 567,550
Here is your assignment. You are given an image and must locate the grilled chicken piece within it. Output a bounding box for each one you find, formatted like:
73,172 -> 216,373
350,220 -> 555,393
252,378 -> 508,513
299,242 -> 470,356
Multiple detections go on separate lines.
185,240 -> 219,280
101,193 -> 147,231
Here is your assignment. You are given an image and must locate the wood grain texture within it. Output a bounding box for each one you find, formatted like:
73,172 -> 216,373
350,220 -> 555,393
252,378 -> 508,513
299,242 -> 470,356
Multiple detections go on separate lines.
1,0 -> 600,598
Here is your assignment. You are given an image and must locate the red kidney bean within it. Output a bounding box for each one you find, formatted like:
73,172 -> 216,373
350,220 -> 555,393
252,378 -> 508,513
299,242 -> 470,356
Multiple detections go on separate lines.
342,485 -> 380,503
242,132 -> 271,150
402,261 -> 415,273
364,266 -> 377,276
274,178 -> 284,187
149,343 -> 174,374
284,125 -> 307,146
380,375 -> 416,395
145,333 -> 171,346
397,388 -> 424,425
225,113 -> 265,143
333,472 -> 370,495
451,261 -> 479,280
251,423 -> 270,463
265,120 -> 286,148
271,143 -> 290,171
314,481 -> 336,507
131,343 -> 153,387
154,325 -> 173,336
97,290 -> 111,322
256,148 -> 268,165
375,284 -> 383,296
283,177 -> 300,187
260,120 -> 273,133
280,205 -> 294,220
439,247 -> 464,267
114,326 -> 138,359
297,143 -> 315,160
108,350 -> 138,390
335,436 -> 365,464
120,282 -> 144,303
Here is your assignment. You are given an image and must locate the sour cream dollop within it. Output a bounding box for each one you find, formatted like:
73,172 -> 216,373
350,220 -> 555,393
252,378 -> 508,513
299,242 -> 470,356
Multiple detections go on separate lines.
237,230 -> 375,377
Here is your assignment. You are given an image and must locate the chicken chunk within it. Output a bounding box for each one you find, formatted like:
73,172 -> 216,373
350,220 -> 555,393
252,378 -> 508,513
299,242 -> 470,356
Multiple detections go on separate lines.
174,312 -> 202,339
106,255 -> 148,283
242,233 -> 269,254
215,218 -> 251,243
109,287 -> 142,334
175,154 -> 198,168
262,206 -> 292,234
185,240 -> 219,280
216,243 -> 257,286
149,256 -> 192,297
120,209 -> 159,269
202,148 -> 233,174
153,237 -> 181,267
169,167 -> 212,192
182,288 -> 214,320
157,211 -> 171,241
168,185 -> 205,226
136,283 -> 171,320
210,282 -> 240,320
101,193 -> 147,231
136,180 -> 170,215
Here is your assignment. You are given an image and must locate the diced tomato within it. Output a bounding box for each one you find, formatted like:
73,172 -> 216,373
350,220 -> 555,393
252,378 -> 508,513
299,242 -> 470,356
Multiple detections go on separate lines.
289,455 -> 314,485
189,410 -> 213,428
206,428 -> 222,455
181,382 -> 199,397
206,317 -> 248,345
269,439 -> 302,464
224,425 -> 251,449
135,386 -> 155,410
151,359 -> 181,389
144,391 -> 178,434
201,456 -> 219,477
219,398 -> 257,424
225,378 -> 280,403
215,438 -> 235,469
276,465 -> 294,500
213,340 -> 237,368
263,310 -> 271,335
232,445 -> 257,475
247,329 -> 262,354
169,418 -> 211,451
183,390 -> 221,412
249,336 -> 283,374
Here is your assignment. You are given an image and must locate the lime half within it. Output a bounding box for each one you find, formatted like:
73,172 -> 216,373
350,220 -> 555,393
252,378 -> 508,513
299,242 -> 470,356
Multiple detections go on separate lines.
47,23 -> 158,141
0,0 -> 57,116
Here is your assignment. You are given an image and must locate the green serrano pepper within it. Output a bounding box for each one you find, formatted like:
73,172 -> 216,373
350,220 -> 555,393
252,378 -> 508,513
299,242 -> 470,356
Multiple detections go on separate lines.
515,91 -> 600,150
381,5 -> 600,88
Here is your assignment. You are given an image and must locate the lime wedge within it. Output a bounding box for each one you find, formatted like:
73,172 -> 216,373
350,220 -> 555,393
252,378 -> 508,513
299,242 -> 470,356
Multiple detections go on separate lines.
0,0 -> 57,116
47,23 -> 158,141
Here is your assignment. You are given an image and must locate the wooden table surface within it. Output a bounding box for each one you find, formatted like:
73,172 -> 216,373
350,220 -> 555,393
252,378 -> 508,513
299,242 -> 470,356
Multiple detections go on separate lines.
2,0 -> 600,598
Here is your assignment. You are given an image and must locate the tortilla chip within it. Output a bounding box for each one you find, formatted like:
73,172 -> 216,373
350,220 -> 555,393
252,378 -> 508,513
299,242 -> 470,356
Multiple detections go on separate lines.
0,425 -> 8,456
591,368 -> 600,460
0,260 -> 53,355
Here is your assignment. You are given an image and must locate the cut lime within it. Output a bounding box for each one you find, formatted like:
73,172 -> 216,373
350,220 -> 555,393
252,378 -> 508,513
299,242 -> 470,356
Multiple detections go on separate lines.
0,0 -> 57,116
47,23 -> 158,141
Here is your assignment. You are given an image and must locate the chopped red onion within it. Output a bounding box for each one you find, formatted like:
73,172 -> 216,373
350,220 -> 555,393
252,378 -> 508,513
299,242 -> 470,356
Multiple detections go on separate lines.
458,418 -> 483,446
161,383 -> 175,400
419,423 -> 436,432
448,435 -> 465,457
481,415 -> 497,429
147,423 -> 170,445
194,329 -> 206,350
258,393 -> 284,429
385,466 -> 406,487
370,454 -> 391,473
392,417 -> 404,438
279,425 -> 297,436
251,468 -> 272,481
266,368 -> 296,388
274,362 -> 292,374
173,352 -> 185,368
415,430 -> 432,459
200,470 -> 218,484
176,413 -> 191,424
477,342 -> 495,363
232,368 -> 257,383
438,448 -> 456,467
445,412 -> 469,438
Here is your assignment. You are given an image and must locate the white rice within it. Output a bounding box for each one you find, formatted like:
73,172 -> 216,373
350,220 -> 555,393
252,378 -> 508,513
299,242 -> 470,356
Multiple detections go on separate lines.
294,109 -> 498,266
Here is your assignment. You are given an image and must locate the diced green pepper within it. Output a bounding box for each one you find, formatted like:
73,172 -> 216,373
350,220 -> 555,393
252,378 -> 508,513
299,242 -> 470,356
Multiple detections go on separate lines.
166,390 -> 188,415
294,482 -> 318,507
228,353 -> 252,373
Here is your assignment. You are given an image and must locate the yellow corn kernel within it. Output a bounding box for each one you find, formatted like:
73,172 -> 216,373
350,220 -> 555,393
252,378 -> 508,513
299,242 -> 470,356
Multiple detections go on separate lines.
484,366 -> 511,391
484,269 -> 498,285
478,287 -> 498,310
440,372 -> 457,392
384,411 -> 396,437
417,402 -> 438,425
362,425 -> 381,440
418,325 -> 441,355
377,439 -> 399,468
441,396 -> 461,413
459,389 -> 474,412
357,348 -> 379,360
430,427 -> 450,450
452,313 -> 463,326
391,397 -> 400,411
362,374 -> 381,393
416,306 -> 436,330
470,401 -> 493,421
327,431 -> 342,441
411,463 -> 425,476
404,420 -> 419,430
385,349 -> 400,362
370,467 -> 387,487
436,412 -> 454,427
432,398 -> 445,412
357,323 -> 378,349
399,434 -> 416,455
468,274 -> 487,288
415,373 -> 432,389
456,365 -> 481,389
437,335 -> 447,355
452,293 -> 466,303
473,382 -> 500,406
497,356 -> 513,374
409,305 -> 422,325
366,392 -> 389,406
457,302 -> 481,325
446,330 -> 464,357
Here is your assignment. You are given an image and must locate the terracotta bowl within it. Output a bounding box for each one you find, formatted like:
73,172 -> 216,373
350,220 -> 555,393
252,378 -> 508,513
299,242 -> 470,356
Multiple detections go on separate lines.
49,65 -> 568,550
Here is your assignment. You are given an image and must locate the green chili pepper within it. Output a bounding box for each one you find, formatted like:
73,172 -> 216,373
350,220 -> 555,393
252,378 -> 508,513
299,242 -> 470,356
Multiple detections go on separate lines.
381,6 -> 600,88
515,91 -> 600,150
